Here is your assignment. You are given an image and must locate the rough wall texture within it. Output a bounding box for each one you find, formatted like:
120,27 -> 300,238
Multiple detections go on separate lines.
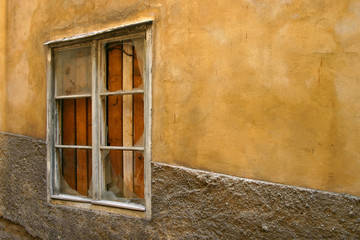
0,217 -> 40,240
0,132 -> 359,239
0,0 -> 6,131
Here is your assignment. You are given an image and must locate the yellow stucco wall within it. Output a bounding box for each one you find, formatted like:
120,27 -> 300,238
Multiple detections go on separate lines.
1,0 -> 360,196
0,0 -> 6,130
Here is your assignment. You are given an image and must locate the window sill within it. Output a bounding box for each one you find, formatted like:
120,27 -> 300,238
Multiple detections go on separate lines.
92,200 -> 145,212
50,194 -> 146,216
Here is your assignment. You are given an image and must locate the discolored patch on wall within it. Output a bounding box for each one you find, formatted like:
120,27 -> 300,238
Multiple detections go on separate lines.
0,217 -> 40,240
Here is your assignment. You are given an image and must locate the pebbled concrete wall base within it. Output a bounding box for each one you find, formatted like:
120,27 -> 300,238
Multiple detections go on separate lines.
0,217 -> 40,240
0,132 -> 359,239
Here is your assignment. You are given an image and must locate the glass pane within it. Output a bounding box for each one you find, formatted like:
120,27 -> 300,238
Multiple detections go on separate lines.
61,98 -> 92,146
102,94 -> 144,147
57,148 -> 92,197
101,150 -> 144,204
105,40 -> 144,92
55,46 -> 91,96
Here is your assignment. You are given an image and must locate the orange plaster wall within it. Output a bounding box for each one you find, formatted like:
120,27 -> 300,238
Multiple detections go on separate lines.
0,0 -> 6,130
1,0 -> 360,196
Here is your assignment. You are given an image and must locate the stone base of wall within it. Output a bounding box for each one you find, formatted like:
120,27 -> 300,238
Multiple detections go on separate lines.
0,131 -> 359,239
0,217 -> 39,240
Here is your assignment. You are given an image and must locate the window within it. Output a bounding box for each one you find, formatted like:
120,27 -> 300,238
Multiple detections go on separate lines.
45,22 -> 152,218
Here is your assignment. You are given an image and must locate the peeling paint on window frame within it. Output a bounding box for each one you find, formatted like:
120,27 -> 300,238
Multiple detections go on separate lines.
45,20 -> 153,219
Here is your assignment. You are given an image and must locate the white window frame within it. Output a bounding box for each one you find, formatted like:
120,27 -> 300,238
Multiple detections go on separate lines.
45,21 -> 153,218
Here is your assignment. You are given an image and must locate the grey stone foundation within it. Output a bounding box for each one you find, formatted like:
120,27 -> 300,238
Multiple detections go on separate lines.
0,217 -> 40,240
0,131 -> 359,239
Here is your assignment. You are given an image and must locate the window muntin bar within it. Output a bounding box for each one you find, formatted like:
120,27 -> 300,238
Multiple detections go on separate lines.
99,146 -> 144,151
55,94 -> 91,99
55,145 -> 92,149
99,89 -> 144,96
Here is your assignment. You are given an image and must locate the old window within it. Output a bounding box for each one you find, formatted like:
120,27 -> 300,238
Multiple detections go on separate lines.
45,22 -> 152,218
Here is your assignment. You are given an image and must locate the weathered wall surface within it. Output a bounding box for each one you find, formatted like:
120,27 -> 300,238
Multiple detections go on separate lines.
0,217 -> 40,240
0,0 -> 6,132
1,0 -> 360,196
0,132 -> 359,239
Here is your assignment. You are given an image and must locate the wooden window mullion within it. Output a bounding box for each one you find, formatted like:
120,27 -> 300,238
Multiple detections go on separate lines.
75,98 -> 89,195
87,98 -> 92,190
107,44 -> 124,194
133,48 -> 144,198
122,44 -> 134,198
